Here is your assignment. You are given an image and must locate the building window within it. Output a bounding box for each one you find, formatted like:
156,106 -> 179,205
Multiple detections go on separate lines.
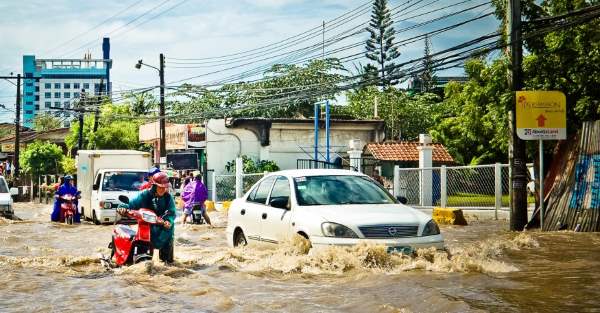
45,101 -> 51,108
25,101 -> 33,105
25,82 -> 33,87
25,73 -> 33,78
45,83 -> 51,89
25,110 -> 33,114
64,92 -> 70,98
54,102 -> 61,108
73,83 -> 80,89
83,83 -> 89,89
35,95 -> 40,101
64,102 -> 70,109
54,83 -> 60,89
64,83 -> 70,89
45,92 -> 51,98
25,92 -> 33,96
35,105 -> 40,110
35,86 -> 40,92
54,92 -> 61,98
94,83 -> 100,91
74,92 -> 80,98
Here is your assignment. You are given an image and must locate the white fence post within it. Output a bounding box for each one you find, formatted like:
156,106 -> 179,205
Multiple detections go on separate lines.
211,171 -> 217,202
393,165 -> 400,197
235,157 -> 243,199
440,165 -> 447,208
494,163 -> 502,220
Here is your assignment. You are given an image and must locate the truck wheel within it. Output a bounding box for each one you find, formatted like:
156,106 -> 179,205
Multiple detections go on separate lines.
93,210 -> 100,225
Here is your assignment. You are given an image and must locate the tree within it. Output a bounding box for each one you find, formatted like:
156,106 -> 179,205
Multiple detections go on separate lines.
225,155 -> 280,173
365,0 -> 400,87
33,113 -> 62,131
171,59 -> 347,120
419,35 -> 437,93
346,86 -> 442,140
124,92 -> 158,116
61,157 -> 76,175
20,141 -> 64,176
429,58 -> 511,165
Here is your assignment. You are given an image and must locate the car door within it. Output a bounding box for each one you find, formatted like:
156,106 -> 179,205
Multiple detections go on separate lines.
239,176 -> 277,244
260,176 -> 293,245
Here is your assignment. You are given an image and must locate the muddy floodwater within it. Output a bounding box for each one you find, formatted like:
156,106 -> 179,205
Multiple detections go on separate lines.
1,203 -> 599,313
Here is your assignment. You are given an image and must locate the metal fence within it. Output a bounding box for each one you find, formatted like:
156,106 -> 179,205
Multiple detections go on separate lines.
394,164 -> 511,211
210,172 -> 267,202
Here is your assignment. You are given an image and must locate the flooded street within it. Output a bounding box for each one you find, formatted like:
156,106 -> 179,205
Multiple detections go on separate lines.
1,203 -> 599,313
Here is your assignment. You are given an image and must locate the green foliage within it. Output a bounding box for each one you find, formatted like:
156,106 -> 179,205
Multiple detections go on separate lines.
170,58 -> 347,121
20,141 -> 64,176
365,0 -> 400,87
346,86 -> 442,140
123,92 -> 158,116
429,58 -> 511,165
419,35 -> 437,93
224,155 -> 280,174
65,103 -> 148,151
61,157 -> 77,175
33,113 -> 62,131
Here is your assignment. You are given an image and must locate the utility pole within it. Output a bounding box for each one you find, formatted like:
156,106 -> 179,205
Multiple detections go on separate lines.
159,53 -> 166,161
93,79 -> 103,133
13,74 -> 21,178
78,90 -> 85,150
509,0 -> 528,231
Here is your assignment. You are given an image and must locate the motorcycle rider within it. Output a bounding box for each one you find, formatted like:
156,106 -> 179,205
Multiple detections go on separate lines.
139,167 -> 161,191
180,171 -> 211,226
117,172 -> 176,263
51,175 -> 81,223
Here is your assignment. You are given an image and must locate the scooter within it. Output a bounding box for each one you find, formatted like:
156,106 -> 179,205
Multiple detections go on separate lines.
60,194 -> 77,225
191,206 -> 205,225
101,195 -> 169,267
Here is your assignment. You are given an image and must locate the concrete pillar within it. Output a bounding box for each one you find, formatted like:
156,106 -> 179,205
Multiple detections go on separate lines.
348,150 -> 362,172
211,171 -> 217,202
418,134 -> 433,206
235,157 -> 243,199
393,165 -> 400,197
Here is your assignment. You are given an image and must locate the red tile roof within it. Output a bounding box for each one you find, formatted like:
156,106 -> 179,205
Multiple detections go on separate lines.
364,141 -> 454,163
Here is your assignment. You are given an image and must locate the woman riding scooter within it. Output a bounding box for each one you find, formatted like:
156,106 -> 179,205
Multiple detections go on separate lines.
51,175 -> 81,223
117,172 -> 176,263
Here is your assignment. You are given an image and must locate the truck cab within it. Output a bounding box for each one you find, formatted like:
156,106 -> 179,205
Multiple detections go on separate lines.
89,169 -> 147,224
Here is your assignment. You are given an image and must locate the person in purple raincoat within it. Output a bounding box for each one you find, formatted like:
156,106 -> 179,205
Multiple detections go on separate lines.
180,171 -> 211,225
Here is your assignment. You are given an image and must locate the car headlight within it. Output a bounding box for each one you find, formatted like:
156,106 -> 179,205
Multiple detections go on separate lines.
422,220 -> 440,236
104,202 -> 112,209
321,222 -> 359,238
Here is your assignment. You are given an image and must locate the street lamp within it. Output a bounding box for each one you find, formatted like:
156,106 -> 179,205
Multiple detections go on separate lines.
135,54 -> 166,164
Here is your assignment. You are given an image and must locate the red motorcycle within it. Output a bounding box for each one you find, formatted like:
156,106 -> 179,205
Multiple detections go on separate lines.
102,196 -> 169,267
60,194 -> 77,225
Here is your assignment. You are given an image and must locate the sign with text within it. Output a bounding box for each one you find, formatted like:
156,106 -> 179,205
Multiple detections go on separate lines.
516,91 -> 566,140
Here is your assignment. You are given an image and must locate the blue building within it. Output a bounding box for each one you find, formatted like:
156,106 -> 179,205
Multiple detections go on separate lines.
22,38 -> 112,128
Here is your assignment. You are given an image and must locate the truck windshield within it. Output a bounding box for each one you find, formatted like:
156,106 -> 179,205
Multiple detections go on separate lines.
102,172 -> 145,192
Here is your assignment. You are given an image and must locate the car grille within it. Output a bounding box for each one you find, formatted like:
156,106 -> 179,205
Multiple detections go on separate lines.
358,225 -> 419,238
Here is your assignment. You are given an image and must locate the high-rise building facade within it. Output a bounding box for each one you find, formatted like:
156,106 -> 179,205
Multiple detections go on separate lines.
22,38 -> 112,128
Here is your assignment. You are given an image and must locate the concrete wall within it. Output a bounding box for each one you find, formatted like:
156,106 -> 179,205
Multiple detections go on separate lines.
206,119 -> 382,174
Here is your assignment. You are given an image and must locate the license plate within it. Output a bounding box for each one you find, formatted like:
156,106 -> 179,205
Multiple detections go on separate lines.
387,246 -> 414,254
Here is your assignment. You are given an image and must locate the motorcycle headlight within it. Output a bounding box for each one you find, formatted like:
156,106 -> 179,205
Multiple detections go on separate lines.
321,222 -> 358,238
142,212 -> 157,223
422,220 -> 440,236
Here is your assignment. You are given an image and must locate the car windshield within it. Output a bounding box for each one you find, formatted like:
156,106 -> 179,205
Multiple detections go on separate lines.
0,178 -> 7,193
102,172 -> 145,191
294,175 -> 396,206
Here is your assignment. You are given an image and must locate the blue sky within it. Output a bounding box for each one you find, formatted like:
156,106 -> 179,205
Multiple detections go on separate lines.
0,0 -> 501,122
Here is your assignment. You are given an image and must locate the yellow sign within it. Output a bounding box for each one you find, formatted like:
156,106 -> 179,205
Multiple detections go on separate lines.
1,144 -> 26,153
516,91 -> 566,140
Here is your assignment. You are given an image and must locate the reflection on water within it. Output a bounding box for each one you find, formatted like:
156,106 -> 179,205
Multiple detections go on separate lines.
1,203 -> 599,313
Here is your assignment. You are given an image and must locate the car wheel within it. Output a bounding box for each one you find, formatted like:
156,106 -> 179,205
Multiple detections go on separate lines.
92,210 -> 100,225
234,229 -> 247,247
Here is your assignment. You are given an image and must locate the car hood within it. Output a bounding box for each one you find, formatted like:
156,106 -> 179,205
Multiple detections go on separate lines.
304,203 -> 430,227
0,193 -> 11,204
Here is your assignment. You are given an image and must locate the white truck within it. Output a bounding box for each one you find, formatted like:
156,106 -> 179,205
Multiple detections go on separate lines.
77,150 -> 152,224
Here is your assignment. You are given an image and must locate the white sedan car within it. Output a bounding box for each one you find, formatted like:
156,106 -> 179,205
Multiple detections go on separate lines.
226,169 -> 444,252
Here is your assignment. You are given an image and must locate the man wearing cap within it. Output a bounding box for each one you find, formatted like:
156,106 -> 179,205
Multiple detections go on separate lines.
117,172 -> 176,263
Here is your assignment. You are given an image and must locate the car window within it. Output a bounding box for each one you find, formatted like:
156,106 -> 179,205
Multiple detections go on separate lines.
0,178 -> 8,193
247,176 -> 276,205
268,176 -> 290,206
294,175 -> 396,206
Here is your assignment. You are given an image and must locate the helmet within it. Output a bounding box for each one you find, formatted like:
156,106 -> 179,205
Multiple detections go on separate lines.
63,175 -> 73,181
151,172 -> 170,188
145,167 -> 161,179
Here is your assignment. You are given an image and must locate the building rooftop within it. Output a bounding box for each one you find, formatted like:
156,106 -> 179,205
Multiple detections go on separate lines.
364,141 -> 454,163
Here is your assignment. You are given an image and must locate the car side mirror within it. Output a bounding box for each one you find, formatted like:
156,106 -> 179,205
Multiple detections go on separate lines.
118,195 -> 130,204
10,187 -> 18,196
269,197 -> 289,210
396,196 -> 408,204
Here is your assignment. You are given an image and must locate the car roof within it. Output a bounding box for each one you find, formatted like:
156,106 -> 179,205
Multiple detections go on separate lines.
266,169 -> 366,178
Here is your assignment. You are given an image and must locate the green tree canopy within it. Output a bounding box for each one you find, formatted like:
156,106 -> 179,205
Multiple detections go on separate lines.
365,0 -> 401,87
33,113 -> 63,132
20,141 -> 64,176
